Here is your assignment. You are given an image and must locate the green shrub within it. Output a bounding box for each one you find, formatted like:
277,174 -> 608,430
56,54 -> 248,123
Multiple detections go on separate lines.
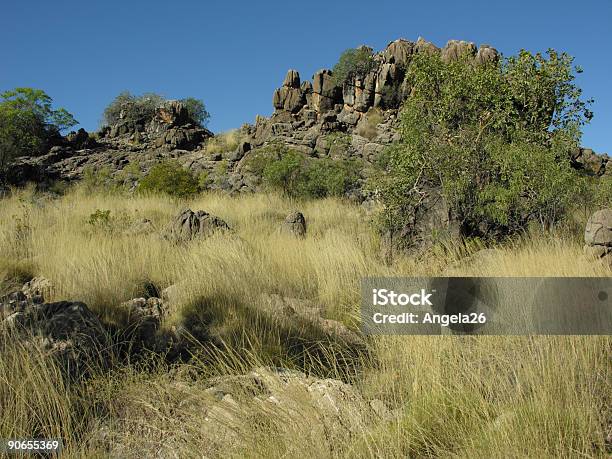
332,47 -> 376,86
262,148 -> 360,199
372,49 -> 593,238
137,161 -> 198,198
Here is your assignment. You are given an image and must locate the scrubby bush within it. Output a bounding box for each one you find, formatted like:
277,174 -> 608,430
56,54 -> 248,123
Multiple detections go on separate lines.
136,161 -> 199,197
0,88 -> 77,176
332,47 -> 376,86
102,92 -> 209,127
372,49 -> 593,239
262,147 -> 361,198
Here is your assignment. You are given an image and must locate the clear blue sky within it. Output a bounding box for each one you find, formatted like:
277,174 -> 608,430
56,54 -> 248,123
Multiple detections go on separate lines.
1,1 -> 610,152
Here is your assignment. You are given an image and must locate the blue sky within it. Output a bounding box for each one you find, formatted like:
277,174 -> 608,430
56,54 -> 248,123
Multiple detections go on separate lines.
2,1 -> 610,152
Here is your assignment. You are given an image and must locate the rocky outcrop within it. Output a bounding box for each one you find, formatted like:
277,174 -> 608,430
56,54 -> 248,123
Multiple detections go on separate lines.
164,208 -> 231,242
584,209 -> 612,266
5,36 -> 606,202
92,366 -> 392,457
267,37 -> 498,121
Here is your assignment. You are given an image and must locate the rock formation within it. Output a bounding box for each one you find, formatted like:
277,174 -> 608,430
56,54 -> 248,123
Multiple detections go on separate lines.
3,37 -> 608,197
164,208 -> 231,242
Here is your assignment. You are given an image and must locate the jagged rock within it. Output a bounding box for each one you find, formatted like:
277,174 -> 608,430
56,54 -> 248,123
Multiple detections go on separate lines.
280,211 -> 306,237
441,39 -> 477,62
164,208 -> 231,242
283,69 -> 301,88
476,44 -> 500,64
0,297 -> 108,376
384,38 -> 415,66
415,36 -> 440,55
312,69 -> 341,112
584,209 -> 612,267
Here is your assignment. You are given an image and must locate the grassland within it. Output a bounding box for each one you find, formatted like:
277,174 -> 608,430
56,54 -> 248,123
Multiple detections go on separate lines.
0,185 -> 610,458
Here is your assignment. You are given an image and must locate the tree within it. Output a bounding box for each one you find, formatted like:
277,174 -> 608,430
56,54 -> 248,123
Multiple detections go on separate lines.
180,97 -> 210,127
102,92 -> 210,128
372,49 -> 592,241
332,47 -> 376,86
102,91 -> 165,126
0,88 -> 77,177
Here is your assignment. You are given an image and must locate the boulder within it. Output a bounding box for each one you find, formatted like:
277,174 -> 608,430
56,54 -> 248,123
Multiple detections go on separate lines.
164,208 -> 231,242
475,44 -> 500,64
280,211 -> 306,237
584,209 -> 612,266
0,297 -> 108,376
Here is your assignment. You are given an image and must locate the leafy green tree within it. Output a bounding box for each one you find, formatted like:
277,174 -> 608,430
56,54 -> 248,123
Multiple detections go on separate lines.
0,88 -> 77,177
373,49 -> 592,240
137,160 -> 199,197
180,97 -> 210,127
332,47 -> 376,86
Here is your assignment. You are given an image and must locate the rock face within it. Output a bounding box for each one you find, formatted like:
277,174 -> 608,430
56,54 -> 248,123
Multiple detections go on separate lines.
164,209 -> 230,242
584,209 -> 612,266
280,211 -> 306,237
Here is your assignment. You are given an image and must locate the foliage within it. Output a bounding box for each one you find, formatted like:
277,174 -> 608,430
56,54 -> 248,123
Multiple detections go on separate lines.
102,92 -> 209,127
136,160 -> 199,197
372,49 -> 593,238
180,97 -> 210,127
0,88 -> 78,174
87,209 -> 112,227
331,47 -> 376,86
262,147 -> 360,198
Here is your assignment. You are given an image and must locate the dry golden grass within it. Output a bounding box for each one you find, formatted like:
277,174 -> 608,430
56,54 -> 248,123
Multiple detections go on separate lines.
0,186 -> 609,458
